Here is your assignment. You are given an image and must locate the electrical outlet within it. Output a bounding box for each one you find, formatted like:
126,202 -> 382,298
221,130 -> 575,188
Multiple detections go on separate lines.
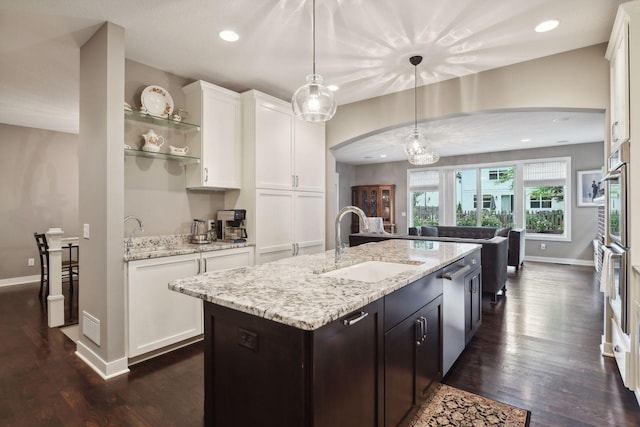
28,258 -> 35,267
83,223 -> 90,239
401,212 -> 406,217
540,243 -> 546,251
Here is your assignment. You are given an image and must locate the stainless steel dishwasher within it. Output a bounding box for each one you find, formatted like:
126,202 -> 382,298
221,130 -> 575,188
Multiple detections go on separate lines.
442,260 -> 471,375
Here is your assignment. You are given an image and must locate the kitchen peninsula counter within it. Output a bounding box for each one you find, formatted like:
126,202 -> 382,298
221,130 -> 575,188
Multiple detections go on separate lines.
169,239 -> 480,331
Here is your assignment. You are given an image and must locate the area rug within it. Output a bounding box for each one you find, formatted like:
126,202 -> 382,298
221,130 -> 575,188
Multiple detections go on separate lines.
410,384 -> 531,427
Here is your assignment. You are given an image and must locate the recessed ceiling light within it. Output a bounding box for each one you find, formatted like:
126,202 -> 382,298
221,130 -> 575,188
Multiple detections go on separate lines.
327,84 -> 339,91
556,140 -> 569,144
219,30 -> 239,42
380,154 -> 387,158
364,156 -> 373,159
535,20 -> 559,33
553,116 -> 570,122
521,138 -> 531,142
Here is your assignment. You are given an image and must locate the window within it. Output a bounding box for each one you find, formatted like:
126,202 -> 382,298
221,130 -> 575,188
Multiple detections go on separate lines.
456,167 -> 514,227
409,170 -> 439,227
488,169 -> 509,180
523,160 -> 567,236
473,195 -> 494,209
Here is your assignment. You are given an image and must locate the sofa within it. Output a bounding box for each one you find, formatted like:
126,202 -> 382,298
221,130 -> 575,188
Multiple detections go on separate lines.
349,225 -> 510,302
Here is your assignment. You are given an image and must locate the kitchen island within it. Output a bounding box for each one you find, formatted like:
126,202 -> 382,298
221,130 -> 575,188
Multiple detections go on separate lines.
170,239 -> 481,427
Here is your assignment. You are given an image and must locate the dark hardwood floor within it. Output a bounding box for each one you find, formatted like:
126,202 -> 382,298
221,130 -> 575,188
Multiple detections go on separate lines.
1,262 -> 639,426
445,262 -> 640,426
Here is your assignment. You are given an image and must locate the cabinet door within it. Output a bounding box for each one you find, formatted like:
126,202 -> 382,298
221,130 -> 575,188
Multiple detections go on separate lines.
415,296 -> 443,399
202,247 -> 254,273
610,23 -> 630,148
385,296 -> 442,427
200,86 -> 241,189
184,81 -> 241,190
294,191 -> 325,256
255,99 -> 294,190
464,267 -> 483,344
312,300 -> 383,427
255,189 -> 294,264
127,254 -> 202,358
294,119 -> 325,193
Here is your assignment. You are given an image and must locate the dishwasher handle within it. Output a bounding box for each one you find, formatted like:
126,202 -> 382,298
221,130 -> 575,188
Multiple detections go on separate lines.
442,264 -> 471,280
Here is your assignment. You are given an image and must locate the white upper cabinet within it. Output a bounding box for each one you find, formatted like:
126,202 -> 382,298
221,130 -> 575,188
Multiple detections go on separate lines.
294,119 -> 326,193
254,98 -> 294,190
607,8 -> 631,150
245,90 -> 326,193
183,80 -> 241,190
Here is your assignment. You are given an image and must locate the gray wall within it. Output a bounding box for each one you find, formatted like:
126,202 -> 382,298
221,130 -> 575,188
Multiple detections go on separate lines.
0,123 -> 79,281
0,59 -> 225,282
124,59 -> 225,236
340,141 -> 604,262
325,44 -> 610,250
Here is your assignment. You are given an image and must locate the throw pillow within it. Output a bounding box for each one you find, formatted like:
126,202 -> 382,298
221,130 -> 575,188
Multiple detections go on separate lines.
421,226 -> 438,237
495,227 -> 511,237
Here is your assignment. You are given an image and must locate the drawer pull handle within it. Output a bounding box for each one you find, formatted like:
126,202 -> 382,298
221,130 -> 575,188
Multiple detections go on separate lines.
343,311 -> 368,326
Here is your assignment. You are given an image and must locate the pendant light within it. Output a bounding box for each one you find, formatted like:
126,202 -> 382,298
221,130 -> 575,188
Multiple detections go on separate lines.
404,55 -> 439,165
291,0 -> 337,122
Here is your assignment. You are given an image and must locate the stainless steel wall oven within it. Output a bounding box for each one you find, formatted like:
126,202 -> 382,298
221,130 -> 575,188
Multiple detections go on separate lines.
604,141 -> 629,248
603,141 -> 630,334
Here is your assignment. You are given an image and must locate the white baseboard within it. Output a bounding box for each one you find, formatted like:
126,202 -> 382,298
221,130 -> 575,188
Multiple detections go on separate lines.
524,256 -> 594,267
76,340 -> 130,380
0,275 -> 40,288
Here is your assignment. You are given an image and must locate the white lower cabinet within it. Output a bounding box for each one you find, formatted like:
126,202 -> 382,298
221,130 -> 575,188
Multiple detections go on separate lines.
126,247 -> 254,360
127,253 -> 202,359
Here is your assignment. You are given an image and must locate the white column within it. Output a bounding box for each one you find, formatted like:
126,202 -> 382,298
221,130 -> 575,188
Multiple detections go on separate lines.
45,228 -> 65,327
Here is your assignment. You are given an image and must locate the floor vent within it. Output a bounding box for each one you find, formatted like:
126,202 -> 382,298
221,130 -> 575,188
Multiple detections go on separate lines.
82,311 -> 101,346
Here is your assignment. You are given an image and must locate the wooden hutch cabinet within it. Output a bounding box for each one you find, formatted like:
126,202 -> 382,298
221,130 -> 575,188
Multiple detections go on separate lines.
351,185 -> 396,234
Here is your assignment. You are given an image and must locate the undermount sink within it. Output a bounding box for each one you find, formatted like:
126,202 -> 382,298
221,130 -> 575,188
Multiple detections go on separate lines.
320,261 -> 420,283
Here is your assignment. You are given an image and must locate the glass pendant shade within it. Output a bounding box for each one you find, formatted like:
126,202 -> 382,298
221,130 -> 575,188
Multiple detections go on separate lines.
409,147 -> 440,165
403,128 -> 429,156
291,0 -> 336,122
292,74 -> 337,122
404,55 -> 439,165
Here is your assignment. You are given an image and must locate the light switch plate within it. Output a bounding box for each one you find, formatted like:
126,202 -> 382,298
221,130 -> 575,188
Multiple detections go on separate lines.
83,223 -> 90,239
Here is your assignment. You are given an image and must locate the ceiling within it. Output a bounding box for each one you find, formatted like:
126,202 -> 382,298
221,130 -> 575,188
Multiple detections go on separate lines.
0,0 -> 620,162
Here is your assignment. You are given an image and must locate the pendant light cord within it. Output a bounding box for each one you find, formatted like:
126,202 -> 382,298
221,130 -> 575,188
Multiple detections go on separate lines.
312,0 -> 316,75
413,62 -> 417,131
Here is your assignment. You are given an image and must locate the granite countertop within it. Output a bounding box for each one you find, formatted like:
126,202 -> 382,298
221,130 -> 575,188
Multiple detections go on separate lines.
124,234 -> 252,261
169,239 -> 481,331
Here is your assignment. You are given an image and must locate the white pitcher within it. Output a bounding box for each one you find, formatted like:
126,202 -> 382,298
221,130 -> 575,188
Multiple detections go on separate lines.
141,129 -> 165,152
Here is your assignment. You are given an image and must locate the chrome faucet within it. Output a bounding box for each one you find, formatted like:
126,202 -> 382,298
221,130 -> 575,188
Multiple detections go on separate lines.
335,206 -> 369,264
124,215 -> 144,254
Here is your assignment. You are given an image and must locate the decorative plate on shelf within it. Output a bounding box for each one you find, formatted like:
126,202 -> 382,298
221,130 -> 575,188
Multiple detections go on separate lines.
141,85 -> 174,117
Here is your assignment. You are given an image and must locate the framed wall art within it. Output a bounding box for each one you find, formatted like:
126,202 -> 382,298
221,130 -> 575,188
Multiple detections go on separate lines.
577,169 -> 603,207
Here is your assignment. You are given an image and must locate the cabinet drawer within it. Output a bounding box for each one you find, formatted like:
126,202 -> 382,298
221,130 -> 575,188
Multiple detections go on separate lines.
612,316 -> 631,387
385,271 -> 442,331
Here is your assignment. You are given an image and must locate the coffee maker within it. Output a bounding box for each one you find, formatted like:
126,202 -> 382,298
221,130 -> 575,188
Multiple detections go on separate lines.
216,209 -> 248,243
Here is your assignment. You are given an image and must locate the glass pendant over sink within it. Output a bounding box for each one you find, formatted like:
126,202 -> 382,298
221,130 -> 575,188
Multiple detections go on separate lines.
291,0 -> 337,122
404,55 -> 439,165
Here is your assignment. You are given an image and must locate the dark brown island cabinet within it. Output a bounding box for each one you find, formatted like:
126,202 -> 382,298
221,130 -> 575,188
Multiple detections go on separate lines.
202,270 -> 444,427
